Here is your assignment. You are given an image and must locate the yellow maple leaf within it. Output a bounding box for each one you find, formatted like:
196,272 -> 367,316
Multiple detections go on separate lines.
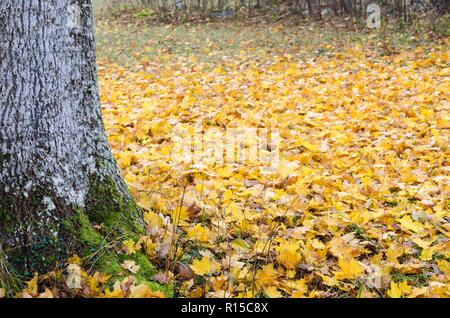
291,279 -> 308,296
409,286 -> 428,298
26,273 -> 39,297
67,254 -> 82,265
231,238 -> 251,252
217,165 -> 234,178
187,224 -> 212,243
412,237 -> 431,249
171,206 -> 189,225
253,240 -> 270,255
103,287 -> 124,298
327,235 -> 359,260
398,280 -> 411,296
438,67 -> 449,76
130,284 -> 166,298
437,259 -> 450,273
271,189 -> 286,200
256,263 -> 279,287
139,236 -> 158,257
385,245 -> 403,264
399,215 -> 424,233
265,286 -> 282,298
420,247 -> 435,261
190,256 -> 212,276
310,238 -> 325,250
333,258 -> 365,280
37,288 -> 54,298
387,281 -> 402,298
222,188 -> 233,201
143,210 -> 161,227
277,240 -> 302,269
123,239 -> 141,255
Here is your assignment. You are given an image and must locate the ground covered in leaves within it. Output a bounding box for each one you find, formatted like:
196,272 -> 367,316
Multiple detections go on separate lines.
7,19 -> 449,298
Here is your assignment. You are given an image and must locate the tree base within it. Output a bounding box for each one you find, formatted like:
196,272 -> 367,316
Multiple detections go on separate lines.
0,168 -> 168,295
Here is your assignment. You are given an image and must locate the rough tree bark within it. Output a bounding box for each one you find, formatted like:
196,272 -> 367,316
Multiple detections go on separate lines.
0,1 -> 147,279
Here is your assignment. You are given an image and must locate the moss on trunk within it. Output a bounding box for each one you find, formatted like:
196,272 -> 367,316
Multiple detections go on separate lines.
0,166 -> 168,295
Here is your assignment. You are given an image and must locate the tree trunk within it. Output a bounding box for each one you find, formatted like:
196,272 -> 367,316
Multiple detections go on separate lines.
0,0 -> 145,278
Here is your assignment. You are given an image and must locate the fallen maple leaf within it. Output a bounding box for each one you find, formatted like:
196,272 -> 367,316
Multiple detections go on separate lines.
121,260 -> 141,274
190,256 -> 212,276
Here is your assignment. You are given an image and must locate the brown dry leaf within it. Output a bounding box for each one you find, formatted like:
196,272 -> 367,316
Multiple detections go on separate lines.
177,262 -> 194,281
186,202 -> 202,220
152,272 -> 172,284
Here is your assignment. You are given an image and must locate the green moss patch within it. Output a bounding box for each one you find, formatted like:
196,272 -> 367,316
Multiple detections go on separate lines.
0,164 -> 171,295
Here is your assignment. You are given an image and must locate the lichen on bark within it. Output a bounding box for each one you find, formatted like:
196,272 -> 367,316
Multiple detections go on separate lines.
0,0 -> 166,295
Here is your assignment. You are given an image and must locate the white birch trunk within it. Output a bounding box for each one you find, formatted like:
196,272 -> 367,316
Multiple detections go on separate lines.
0,0 -> 143,275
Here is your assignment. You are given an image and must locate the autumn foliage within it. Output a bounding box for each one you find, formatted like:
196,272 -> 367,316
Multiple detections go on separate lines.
5,21 -> 449,298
